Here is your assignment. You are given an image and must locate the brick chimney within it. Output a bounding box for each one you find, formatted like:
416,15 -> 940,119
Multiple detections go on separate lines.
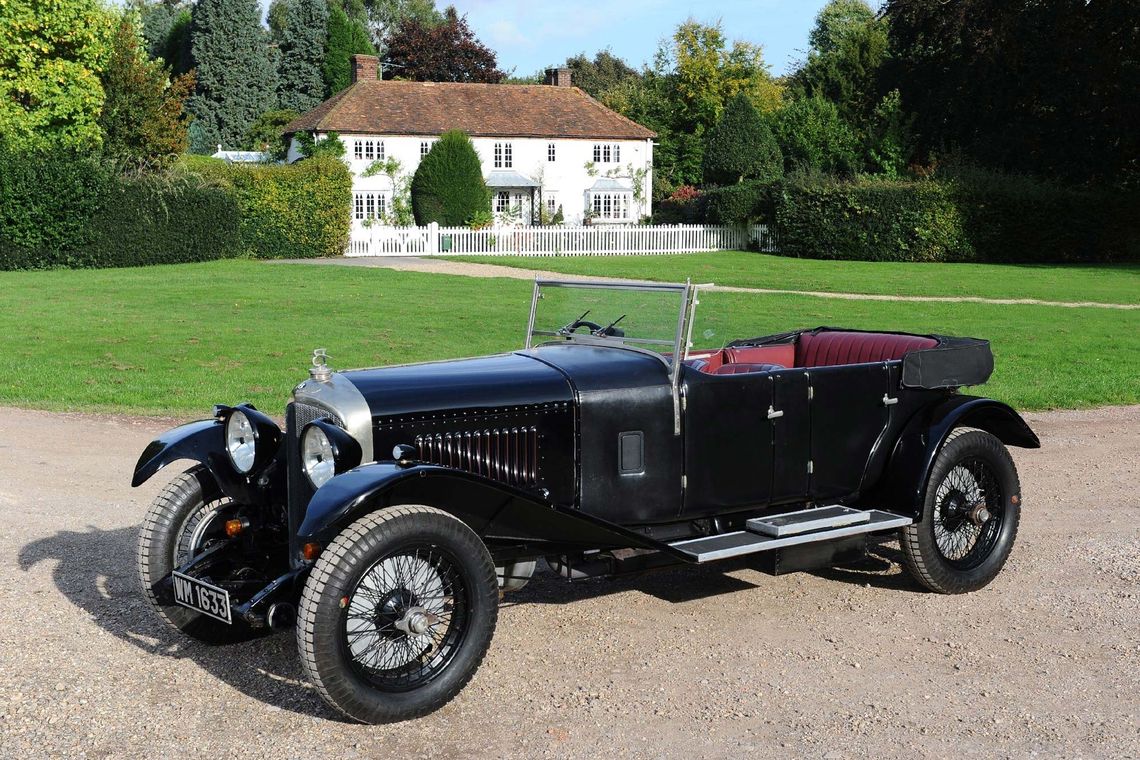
352,54 -> 379,84
544,67 -> 572,87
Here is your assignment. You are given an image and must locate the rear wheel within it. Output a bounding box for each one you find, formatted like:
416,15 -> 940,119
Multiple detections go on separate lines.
136,466 -> 260,643
900,429 -> 1022,594
297,506 -> 499,723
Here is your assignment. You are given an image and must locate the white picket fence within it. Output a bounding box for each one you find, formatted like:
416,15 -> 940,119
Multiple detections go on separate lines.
346,222 -> 776,257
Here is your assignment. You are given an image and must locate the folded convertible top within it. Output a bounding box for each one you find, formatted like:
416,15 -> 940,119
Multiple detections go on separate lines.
727,327 -> 994,390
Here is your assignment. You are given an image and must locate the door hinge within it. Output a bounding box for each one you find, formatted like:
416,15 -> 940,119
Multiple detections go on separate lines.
808,386 -> 814,401
807,460 -> 814,474
681,474 -> 687,490
882,393 -> 899,407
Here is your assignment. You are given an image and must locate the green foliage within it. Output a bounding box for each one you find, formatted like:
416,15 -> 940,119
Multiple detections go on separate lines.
865,89 -> 914,178
296,131 -> 346,159
793,4 -> 889,129
0,145 -> 240,270
565,50 -> 640,98
366,0 -> 443,45
771,172 -> 1139,263
551,205 -> 564,225
362,157 -> 414,225
99,16 -> 195,172
267,0 -> 291,43
703,180 -> 774,225
277,0 -> 329,112
774,96 -> 860,177
244,109 -> 299,158
323,6 -> 376,95
185,156 -> 352,258
0,0 -> 116,151
702,94 -> 783,186
883,0 -> 1139,187
162,9 -> 194,76
187,0 -> 278,152
410,130 -> 490,226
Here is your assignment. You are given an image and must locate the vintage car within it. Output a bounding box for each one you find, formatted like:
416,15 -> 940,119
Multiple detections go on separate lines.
132,278 -> 1039,723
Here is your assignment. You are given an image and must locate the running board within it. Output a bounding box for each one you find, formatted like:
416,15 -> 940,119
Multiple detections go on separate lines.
669,508 -> 913,563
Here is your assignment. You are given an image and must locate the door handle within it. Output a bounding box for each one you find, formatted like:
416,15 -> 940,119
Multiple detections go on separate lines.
882,394 -> 899,406
767,405 -> 784,420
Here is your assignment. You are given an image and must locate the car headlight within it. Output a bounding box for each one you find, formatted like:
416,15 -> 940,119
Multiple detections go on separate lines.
222,404 -> 281,476
225,409 -> 257,473
301,419 -> 362,489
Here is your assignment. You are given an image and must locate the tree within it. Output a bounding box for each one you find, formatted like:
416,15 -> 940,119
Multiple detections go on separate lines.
296,130 -> 346,159
383,7 -> 504,83
864,89 -> 915,177
0,0 -> 116,151
410,130 -> 489,225
245,108 -> 299,158
162,9 -> 194,76
99,15 -> 195,171
277,0 -> 329,112
774,96 -> 860,177
267,0 -> 291,44
702,94 -> 782,186
809,0 -> 877,54
364,0 -> 442,50
565,50 -> 640,98
187,0 -> 278,152
883,0 -> 1139,186
324,5 -> 376,95
793,1 -> 888,129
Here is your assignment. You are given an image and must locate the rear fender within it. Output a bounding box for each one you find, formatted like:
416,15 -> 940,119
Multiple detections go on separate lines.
874,396 -> 1039,519
297,462 -> 680,558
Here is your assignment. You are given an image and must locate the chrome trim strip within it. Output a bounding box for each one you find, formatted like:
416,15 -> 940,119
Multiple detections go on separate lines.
291,372 -> 374,464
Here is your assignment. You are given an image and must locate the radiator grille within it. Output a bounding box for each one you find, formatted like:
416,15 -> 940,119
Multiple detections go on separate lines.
415,427 -> 538,488
293,402 -> 343,433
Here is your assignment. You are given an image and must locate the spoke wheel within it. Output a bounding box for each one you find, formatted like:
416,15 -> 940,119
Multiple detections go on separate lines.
900,429 -> 1022,594
342,545 -> 469,691
298,506 -> 498,724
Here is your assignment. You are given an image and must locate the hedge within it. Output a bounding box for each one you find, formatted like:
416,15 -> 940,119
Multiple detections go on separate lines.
0,148 -> 352,270
703,180 -> 775,226
0,147 -> 241,270
771,173 -> 1139,263
184,156 -> 352,259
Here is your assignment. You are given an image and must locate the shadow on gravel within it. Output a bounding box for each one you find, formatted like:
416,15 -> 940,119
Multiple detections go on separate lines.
17,525 -> 345,722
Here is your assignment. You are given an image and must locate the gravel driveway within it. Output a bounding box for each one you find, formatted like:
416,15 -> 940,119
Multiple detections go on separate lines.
1,405 -> 1137,758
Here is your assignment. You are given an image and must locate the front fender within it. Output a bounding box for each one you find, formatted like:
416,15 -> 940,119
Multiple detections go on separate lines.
132,419 -> 225,487
297,462 -> 671,556
873,395 -> 1039,518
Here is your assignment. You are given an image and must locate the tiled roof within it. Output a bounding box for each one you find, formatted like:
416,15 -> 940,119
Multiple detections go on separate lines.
283,80 -> 655,141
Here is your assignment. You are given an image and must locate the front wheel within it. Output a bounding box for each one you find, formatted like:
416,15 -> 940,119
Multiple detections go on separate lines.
900,428 -> 1022,594
297,506 -> 499,723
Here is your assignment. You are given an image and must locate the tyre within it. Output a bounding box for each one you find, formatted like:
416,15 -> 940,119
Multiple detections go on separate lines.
136,465 -> 260,644
900,428 -> 1022,594
297,505 -> 499,723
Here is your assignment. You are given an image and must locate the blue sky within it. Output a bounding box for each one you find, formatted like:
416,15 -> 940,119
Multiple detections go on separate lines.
444,0 -> 849,78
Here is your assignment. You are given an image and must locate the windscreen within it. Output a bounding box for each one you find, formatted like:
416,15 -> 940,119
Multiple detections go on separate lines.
528,281 -> 688,356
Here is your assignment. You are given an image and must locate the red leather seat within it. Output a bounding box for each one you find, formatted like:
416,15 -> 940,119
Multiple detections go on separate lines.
710,362 -> 785,375
796,331 -> 937,367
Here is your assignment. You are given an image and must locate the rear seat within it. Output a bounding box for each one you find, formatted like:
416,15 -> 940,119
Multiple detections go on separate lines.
795,330 -> 938,367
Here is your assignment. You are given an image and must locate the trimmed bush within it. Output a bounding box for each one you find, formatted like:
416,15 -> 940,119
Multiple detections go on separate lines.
0,146 -> 241,270
702,94 -> 783,186
704,180 -> 775,225
185,155 -> 352,259
771,172 -> 1139,263
411,130 -> 490,226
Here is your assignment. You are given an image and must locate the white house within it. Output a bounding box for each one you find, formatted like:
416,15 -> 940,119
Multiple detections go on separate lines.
283,55 -> 655,226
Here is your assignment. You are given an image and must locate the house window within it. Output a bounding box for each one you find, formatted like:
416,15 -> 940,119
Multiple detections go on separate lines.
353,192 -> 387,220
592,144 -> 601,162
547,143 -> 556,162
495,191 -> 510,213
353,140 -> 364,160
421,140 -> 431,157
494,142 -> 513,169
588,192 -> 633,221
546,196 -> 557,214
613,144 -> 621,162
592,143 -> 621,163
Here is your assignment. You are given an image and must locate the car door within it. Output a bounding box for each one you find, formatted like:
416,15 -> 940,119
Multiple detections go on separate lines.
769,369 -> 811,505
681,369 -> 774,517
807,363 -> 891,501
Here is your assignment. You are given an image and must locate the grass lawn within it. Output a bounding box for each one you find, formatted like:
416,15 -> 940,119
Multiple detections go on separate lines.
445,251 -> 1140,305
1,259 -> 1136,416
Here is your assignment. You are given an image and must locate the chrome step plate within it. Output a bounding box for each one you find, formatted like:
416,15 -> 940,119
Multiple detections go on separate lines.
747,505 -> 870,537
670,510 -> 913,563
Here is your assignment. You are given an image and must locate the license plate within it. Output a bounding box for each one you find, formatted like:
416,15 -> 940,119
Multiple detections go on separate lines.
172,572 -> 232,624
